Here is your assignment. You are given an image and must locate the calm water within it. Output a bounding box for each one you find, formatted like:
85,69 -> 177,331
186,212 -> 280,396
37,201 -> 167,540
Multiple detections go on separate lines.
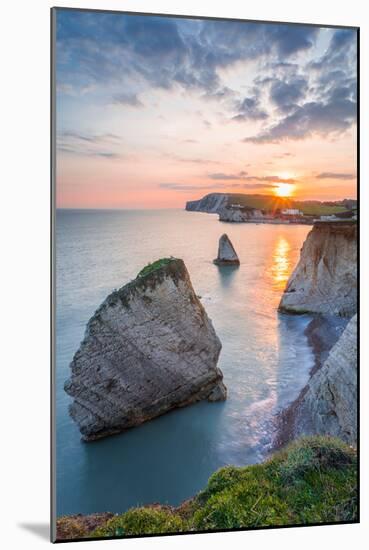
56,209 -> 313,516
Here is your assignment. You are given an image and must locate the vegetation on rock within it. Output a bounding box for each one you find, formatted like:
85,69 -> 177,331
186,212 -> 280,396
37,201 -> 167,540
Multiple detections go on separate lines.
137,258 -> 176,278
92,507 -> 186,537
56,436 -> 357,540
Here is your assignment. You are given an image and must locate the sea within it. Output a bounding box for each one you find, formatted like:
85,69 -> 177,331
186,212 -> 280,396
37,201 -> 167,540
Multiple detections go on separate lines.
55,208 -> 314,517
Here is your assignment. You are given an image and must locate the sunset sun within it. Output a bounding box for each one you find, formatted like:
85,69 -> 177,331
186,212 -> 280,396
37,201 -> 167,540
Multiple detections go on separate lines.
274,183 -> 295,198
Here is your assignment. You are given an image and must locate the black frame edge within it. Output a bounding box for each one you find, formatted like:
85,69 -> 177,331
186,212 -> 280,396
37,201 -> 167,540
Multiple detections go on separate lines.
51,6 -> 57,544
51,5 -> 359,30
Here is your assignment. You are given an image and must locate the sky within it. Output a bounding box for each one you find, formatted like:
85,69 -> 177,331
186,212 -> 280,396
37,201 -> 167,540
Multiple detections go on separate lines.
55,9 -> 357,209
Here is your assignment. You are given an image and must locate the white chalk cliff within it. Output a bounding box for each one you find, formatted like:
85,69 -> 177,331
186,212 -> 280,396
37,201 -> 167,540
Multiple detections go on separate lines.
279,221 -> 357,317
65,258 -> 226,441
218,207 -> 264,222
294,314 -> 357,445
186,193 -> 229,213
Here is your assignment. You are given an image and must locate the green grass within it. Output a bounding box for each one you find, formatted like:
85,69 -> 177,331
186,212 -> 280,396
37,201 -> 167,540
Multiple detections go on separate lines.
137,258 -> 175,278
66,436 -> 357,539
225,194 -> 293,211
293,202 -> 347,216
192,437 -> 356,531
92,508 -> 186,537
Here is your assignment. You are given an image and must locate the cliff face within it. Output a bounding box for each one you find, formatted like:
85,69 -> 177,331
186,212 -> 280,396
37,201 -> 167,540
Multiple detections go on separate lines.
279,221 -> 357,317
218,207 -> 263,222
186,193 -> 229,213
293,315 -> 357,445
65,258 -> 226,441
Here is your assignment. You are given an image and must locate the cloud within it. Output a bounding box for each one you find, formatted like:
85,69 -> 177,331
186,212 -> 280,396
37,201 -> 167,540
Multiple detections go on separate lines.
268,25 -> 318,56
232,96 -> 268,121
273,152 -> 294,158
309,29 -> 356,72
238,183 -> 277,189
158,181 -> 277,192
241,28 -> 356,144
58,146 -> 121,159
56,11 -> 320,100
244,175 -> 296,183
243,96 -> 356,143
269,77 -> 307,112
316,172 -> 355,180
59,131 -> 120,143
310,29 -> 357,105
208,172 -> 296,184
112,93 -> 143,107
202,86 -> 236,101
208,172 -> 248,180
56,83 -> 96,96
57,131 -> 122,158
164,153 -> 221,165
56,13 -> 356,147
159,182 -> 225,191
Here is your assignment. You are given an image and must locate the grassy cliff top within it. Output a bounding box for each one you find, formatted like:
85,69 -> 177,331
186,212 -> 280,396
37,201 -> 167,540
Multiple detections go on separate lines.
137,257 -> 177,278
56,436 -> 357,540
85,257 -> 184,323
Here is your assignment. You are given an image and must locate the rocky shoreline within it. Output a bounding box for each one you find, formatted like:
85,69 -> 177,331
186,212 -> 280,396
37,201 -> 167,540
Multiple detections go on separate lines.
275,221 -> 357,448
273,314 -> 349,449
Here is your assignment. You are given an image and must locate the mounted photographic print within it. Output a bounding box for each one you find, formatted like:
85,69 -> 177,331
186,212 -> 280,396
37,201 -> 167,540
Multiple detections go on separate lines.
51,7 -> 359,542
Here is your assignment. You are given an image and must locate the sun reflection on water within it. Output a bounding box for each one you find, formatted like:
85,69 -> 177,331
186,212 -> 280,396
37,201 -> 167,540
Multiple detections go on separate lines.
271,236 -> 291,291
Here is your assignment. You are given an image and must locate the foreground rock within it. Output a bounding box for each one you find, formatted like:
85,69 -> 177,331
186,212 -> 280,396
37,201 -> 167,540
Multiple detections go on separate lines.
65,258 -> 226,441
287,315 -> 357,446
279,221 -> 357,317
213,234 -> 240,266
56,513 -> 114,541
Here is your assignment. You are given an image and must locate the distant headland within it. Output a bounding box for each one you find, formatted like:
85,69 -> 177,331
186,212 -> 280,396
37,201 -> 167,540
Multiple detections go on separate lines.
186,193 -> 357,225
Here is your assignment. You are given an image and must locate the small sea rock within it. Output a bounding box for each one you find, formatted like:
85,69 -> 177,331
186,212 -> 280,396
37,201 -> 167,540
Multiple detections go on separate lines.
213,234 -> 240,266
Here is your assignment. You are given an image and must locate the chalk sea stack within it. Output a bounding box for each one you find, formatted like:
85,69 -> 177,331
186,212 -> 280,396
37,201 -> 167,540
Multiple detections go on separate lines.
213,234 -> 240,266
64,258 -> 226,441
279,221 -> 357,316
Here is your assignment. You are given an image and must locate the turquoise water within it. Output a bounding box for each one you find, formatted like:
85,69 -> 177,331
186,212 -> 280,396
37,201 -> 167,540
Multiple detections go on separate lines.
55,209 -> 313,516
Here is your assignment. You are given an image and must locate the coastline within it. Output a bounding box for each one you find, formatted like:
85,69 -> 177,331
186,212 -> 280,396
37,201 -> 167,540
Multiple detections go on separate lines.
219,219 -> 314,225
55,211 -> 357,532
273,315 -> 349,449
